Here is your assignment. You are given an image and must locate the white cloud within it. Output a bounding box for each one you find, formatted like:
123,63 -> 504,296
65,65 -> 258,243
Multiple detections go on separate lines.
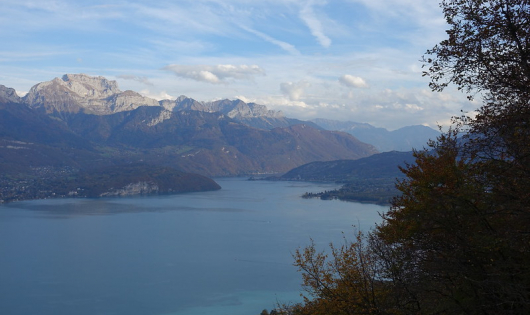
0,49 -> 73,62
268,96 -> 311,109
280,81 -> 310,101
15,90 -> 28,97
339,74 -> 368,88
162,64 -> 265,84
405,103 -> 424,111
299,1 -> 332,48
240,25 -> 301,55
117,74 -> 154,86
134,2 -> 233,37
139,89 -> 175,101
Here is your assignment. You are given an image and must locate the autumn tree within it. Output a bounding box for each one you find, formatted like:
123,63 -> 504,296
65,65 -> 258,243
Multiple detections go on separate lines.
381,0 -> 530,312
423,0 -> 530,98
281,231 -> 420,315
287,1 -> 530,314
379,129 -> 530,313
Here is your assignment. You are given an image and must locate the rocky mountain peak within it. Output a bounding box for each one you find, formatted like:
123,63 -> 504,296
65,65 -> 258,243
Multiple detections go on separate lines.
61,73 -> 121,98
0,85 -> 22,104
176,95 -> 189,103
204,99 -> 284,119
23,74 -> 159,115
160,96 -> 284,120
15,73 -> 287,125
160,95 -> 205,112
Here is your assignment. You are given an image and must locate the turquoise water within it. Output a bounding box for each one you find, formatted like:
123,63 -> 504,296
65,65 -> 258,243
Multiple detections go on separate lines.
0,178 -> 386,315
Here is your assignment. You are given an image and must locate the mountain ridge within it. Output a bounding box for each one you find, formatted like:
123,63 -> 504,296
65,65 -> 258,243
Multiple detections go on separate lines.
11,74 -> 438,148
277,151 -> 416,204
0,74 -> 379,179
312,118 -> 440,152
23,74 -> 160,116
0,74 -> 440,203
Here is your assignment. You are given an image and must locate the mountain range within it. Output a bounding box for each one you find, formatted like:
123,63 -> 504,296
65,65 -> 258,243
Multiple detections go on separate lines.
22,74 -> 436,150
312,118 -> 440,152
0,74 -> 436,201
0,74 -> 382,201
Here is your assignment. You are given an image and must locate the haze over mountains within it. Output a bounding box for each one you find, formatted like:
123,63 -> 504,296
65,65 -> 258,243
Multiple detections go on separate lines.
312,118 -> 440,152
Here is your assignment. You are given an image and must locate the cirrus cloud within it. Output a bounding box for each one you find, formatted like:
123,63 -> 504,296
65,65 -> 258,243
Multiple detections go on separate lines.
339,74 -> 369,88
117,74 -> 154,86
162,64 -> 265,84
239,25 -> 301,56
299,1 -> 332,48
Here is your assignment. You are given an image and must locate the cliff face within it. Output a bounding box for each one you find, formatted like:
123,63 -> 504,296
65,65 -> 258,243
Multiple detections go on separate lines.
20,74 -> 311,131
99,181 -> 160,197
161,96 -> 285,119
21,74 -> 288,120
23,74 -> 159,115
0,85 -> 22,104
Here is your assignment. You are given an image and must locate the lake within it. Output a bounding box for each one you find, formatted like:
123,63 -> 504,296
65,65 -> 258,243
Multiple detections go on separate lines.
0,177 -> 387,315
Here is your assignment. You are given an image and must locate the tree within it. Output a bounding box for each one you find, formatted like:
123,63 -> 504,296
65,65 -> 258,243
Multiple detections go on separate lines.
378,129 -> 530,313
283,231 -> 420,315
287,1 -> 530,314
423,0 -> 530,100
384,0 -> 530,312
423,0 -> 530,166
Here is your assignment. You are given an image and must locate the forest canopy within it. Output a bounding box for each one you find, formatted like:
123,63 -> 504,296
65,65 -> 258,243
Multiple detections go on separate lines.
280,1 -> 530,314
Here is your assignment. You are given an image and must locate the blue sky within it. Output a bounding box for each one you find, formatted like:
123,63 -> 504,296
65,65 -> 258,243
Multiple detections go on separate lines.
0,0 -> 477,130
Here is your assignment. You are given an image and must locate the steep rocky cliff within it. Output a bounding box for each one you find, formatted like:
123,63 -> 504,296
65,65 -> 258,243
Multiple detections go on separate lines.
0,85 -> 22,104
21,74 -> 316,130
162,96 -> 284,119
23,74 -> 159,115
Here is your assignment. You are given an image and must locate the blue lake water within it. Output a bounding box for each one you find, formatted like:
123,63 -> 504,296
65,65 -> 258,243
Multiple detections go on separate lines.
0,177 -> 387,315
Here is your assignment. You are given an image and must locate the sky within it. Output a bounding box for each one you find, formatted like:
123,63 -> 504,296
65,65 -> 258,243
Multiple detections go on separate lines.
0,0 -> 479,130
